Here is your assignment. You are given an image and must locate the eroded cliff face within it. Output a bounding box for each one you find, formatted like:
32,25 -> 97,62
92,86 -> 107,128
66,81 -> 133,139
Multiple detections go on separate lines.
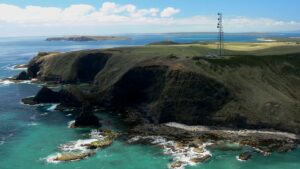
20,49 -> 300,133
96,65 -> 231,124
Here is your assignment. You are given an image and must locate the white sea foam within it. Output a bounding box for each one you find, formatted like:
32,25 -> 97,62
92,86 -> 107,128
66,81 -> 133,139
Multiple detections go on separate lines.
20,80 -> 32,84
0,79 -> 32,87
66,114 -> 73,117
59,139 -> 98,152
40,112 -> 48,116
45,153 -> 62,164
236,155 -> 246,162
90,130 -> 106,140
128,136 -> 212,169
47,104 -> 58,111
45,129 -> 110,163
67,120 -> 75,128
7,64 -> 27,71
0,80 -> 14,86
257,38 -> 276,42
127,136 -> 142,143
27,122 -> 39,126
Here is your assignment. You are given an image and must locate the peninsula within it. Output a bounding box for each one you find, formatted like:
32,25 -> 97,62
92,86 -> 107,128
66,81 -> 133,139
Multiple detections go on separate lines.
12,41 -> 300,166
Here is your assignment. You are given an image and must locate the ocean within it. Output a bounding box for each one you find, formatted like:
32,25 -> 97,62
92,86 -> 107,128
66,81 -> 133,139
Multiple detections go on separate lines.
0,33 -> 299,169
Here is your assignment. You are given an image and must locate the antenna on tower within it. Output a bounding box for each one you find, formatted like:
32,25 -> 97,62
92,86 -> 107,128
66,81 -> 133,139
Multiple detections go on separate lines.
217,13 -> 224,56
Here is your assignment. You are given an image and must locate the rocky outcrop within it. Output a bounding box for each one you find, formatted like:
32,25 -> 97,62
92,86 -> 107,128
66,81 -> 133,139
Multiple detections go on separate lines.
14,71 -> 30,80
53,152 -> 95,162
22,86 -> 62,105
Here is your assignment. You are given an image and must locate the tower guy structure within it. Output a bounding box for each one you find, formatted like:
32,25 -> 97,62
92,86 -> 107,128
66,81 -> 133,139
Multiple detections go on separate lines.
217,13 -> 224,56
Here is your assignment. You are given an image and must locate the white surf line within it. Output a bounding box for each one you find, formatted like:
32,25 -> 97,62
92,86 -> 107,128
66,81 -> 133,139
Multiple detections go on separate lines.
164,122 -> 299,140
256,38 -> 276,42
47,104 -> 59,111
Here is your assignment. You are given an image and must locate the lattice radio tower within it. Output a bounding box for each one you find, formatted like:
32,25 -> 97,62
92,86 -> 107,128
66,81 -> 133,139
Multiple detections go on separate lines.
217,13 -> 224,56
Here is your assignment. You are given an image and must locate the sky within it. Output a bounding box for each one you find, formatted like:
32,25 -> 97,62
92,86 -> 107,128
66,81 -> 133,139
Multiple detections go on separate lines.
0,0 -> 299,36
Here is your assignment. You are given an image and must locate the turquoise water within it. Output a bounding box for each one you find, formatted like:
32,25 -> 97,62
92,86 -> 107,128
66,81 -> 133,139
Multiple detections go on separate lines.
0,33 -> 300,169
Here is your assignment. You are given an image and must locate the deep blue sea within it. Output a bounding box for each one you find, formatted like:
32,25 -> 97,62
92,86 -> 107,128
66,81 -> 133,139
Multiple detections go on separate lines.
0,33 -> 300,169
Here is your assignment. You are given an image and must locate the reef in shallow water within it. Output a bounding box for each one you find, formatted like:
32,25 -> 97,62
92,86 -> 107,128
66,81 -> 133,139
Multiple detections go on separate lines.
46,129 -> 119,163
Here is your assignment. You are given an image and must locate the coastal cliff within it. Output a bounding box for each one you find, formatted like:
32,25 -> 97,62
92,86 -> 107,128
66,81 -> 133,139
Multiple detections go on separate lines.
19,42 -> 300,133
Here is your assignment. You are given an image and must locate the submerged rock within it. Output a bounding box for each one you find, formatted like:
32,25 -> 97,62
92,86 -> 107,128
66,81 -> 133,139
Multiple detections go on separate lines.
238,152 -> 252,161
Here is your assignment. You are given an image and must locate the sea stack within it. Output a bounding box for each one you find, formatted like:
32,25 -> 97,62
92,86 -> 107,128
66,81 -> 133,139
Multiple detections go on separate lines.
74,103 -> 101,127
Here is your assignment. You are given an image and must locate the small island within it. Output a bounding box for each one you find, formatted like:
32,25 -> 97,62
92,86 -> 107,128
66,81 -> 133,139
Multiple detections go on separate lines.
46,36 -> 129,42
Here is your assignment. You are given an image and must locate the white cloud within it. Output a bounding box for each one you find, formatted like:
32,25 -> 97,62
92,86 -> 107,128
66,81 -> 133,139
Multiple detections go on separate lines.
0,2 -> 299,36
160,7 -> 180,17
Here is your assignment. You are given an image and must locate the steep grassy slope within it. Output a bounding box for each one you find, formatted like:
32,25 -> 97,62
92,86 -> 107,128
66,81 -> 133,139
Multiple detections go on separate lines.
22,42 -> 300,133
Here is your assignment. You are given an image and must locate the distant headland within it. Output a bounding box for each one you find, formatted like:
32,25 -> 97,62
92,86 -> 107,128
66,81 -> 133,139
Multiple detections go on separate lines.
46,36 -> 130,42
